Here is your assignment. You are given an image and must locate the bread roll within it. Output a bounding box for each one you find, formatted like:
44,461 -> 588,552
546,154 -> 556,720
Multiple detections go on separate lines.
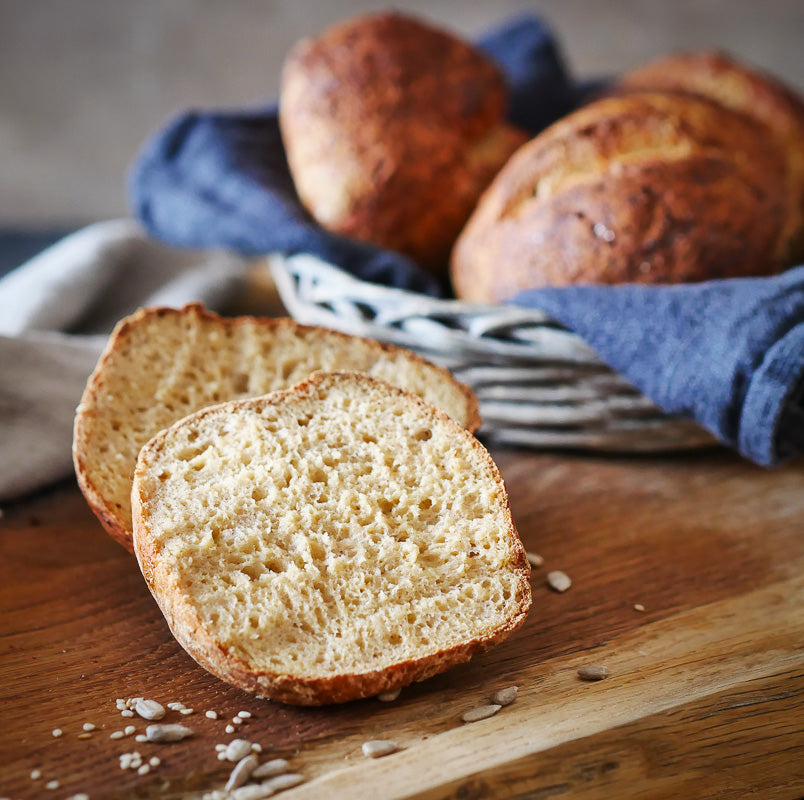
132,372 -> 531,705
619,51 -> 804,262
279,12 -> 527,273
73,304 -> 479,551
451,92 -> 789,302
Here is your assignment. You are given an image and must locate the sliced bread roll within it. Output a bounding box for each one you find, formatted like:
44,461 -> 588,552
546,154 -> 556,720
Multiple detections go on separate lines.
131,372 -> 531,705
73,304 -> 479,551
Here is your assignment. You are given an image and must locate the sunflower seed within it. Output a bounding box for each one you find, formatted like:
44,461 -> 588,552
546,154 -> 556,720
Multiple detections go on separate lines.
461,704 -> 501,723
225,739 -> 253,762
362,739 -> 399,758
490,686 -> 518,706
135,699 -> 166,721
226,754 -> 259,791
377,688 -> 401,702
546,570 -> 571,593
577,664 -> 609,681
251,758 -> 290,779
526,552 -> 544,568
145,724 -> 194,743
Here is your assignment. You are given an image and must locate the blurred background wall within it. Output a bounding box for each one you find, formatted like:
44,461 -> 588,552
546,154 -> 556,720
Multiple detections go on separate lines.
2,0 -> 802,227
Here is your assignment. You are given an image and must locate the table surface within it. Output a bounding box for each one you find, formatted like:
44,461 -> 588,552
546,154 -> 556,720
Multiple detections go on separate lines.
1,445 -> 803,800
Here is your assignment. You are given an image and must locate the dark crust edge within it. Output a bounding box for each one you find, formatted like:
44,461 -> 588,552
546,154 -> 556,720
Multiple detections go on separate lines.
131,370 -> 530,706
72,303 -> 480,552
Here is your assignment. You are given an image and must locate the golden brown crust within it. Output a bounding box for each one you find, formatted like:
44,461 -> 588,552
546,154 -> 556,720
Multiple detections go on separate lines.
132,372 -> 530,705
451,92 -> 790,302
618,51 -> 804,262
279,12 -> 527,273
73,303 -> 480,552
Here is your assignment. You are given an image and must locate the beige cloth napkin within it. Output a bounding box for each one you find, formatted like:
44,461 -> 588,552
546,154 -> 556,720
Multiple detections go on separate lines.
0,220 -> 251,501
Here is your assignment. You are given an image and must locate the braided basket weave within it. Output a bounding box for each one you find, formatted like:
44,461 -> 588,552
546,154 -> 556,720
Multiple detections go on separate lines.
269,253 -> 713,451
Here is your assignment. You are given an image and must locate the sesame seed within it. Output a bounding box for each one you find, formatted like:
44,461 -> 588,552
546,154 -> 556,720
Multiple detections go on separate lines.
377,688 -> 401,702
110,731 -> 125,739
116,699 -> 127,710
149,757 -> 160,767
121,709 -> 135,718
51,728 -> 63,738
124,725 -> 136,736
634,603 -> 645,612
526,551 -> 544,568
179,708 -> 194,716
138,764 -> 150,776
362,739 -> 399,758
205,710 -> 218,719
45,780 -> 60,790
78,732 -> 93,739
225,724 -> 235,734
546,570 -> 572,593
82,723 -> 96,732
135,734 -> 148,742
251,743 -> 262,753
217,752 -> 227,761
30,769 -> 41,780
67,794 -> 89,800
237,710 -> 251,719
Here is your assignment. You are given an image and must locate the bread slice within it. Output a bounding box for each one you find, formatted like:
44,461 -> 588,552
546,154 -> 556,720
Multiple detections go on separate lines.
131,372 -> 530,705
73,304 -> 479,551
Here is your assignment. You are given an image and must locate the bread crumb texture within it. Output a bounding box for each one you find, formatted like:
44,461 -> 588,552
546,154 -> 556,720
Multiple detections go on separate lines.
74,305 -> 477,548
132,373 -> 529,704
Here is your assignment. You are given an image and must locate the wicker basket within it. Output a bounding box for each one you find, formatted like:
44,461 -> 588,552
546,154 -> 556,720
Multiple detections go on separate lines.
269,253 -> 713,451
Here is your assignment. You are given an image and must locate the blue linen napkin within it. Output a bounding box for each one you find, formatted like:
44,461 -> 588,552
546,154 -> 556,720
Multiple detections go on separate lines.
128,14 -> 804,466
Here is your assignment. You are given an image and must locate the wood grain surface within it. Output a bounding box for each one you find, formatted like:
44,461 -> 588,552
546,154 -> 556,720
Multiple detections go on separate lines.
1,448 -> 803,800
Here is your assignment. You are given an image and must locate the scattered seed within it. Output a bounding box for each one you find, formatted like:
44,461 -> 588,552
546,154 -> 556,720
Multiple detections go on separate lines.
215,744 -> 227,752
225,739 -> 253,762
237,710 -> 252,719
490,686 -> 518,707
260,773 -> 304,793
45,780 -> 60,790
125,725 -> 137,736
232,716 -> 243,725
145,724 -> 194,743
116,699 -> 127,710
526,551 -> 544,568
82,723 -> 96,732
251,758 -> 290,779
30,769 -> 41,780
78,732 -> 93,739
225,724 -> 235,734
137,764 -> 150,776
149,757 -> 160,767
226,754 -> 259,791
135,734 -> 148,743
67,794 -> 89,800
377,688 -> 401,702
634,603 -> 645,612
121,709 -> 135,718
110,731 -> 125,740
205,710 -> 218,720
362,739 -> 399,758
51,728 -> 63,738
461,704 -> 502,723
546,570 -> 571,593
577,664 -> 609,681
179,708 -> 194,716
120,754 -> 132,769
167,702 -> 185,711
135,699 -> 166,721
251,743 -> 262,753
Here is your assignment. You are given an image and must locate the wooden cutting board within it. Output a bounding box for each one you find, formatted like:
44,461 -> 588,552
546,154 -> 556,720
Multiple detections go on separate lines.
1,448 -> 803,799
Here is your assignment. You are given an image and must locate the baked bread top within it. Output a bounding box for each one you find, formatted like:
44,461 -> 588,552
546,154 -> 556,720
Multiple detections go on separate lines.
618,50 -> 804,262
451,92 -> 789,302
131,371 -> 531,705
279,11 -> 527,273
73,304 -> 479,551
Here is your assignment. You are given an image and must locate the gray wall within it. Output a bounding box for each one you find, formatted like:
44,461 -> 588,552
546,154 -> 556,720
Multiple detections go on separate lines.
2,0 -> 802,226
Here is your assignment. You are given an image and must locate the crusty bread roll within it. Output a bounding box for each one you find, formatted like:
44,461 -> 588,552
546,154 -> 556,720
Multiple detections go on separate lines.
73,304 -> 479,551
131,372 -> 531,705
279,12 -> 527,273
451,92 -> 790,302
618,51 -> 804,262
